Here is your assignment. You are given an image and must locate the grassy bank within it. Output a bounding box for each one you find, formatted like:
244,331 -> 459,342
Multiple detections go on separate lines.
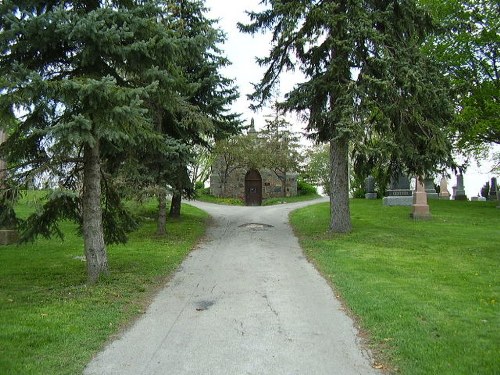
290,199 -> 499,374
0,194 -> 208,375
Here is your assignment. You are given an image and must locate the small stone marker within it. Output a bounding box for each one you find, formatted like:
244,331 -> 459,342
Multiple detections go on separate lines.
471,196 -> 487,202
452,174 -> 467,201
439,177 -> 450,200
489,177 -> 497,201
410,177 -> 431,220
424,177 -> 439,200
383,173 -> 413,206
364,175 -> 377,199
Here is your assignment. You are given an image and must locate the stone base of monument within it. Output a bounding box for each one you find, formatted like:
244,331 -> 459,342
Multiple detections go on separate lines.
439,193 -> 450,200
383,189 -> 413,206
410,204 -> 432,220
382,195 -> 413,206
453,194 -> 468,201
0,230 -> 19,245
365,193 -> 377,200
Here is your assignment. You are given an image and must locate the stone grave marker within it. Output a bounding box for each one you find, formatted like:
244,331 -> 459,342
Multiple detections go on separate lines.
410,177 -> 431,220
452,174 -> 467,201
439,177 -> 451,200
383,173 -> 413,206
364,175 -> 377,199
424,177 -> 439,199
489,177 -> 497,201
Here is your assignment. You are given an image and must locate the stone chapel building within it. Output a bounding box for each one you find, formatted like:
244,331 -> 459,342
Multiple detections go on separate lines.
209,122 -> 298,206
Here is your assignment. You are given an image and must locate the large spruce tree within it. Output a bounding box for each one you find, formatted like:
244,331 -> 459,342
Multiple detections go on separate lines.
240,0 -> 454,232
163,0 -> 240,221
0,1 -> 183,282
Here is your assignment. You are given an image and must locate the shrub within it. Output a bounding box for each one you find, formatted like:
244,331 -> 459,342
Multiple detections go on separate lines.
194,181 -> 204,191
297,180 -> 317,196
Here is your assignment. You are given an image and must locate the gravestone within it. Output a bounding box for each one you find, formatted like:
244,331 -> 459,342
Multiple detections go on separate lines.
439,177 -> 451,200
471,196 -> 486,202
424,177 -> 439,200
453,174 -> 467,201
364,175 -> 377,199
489,177 -> 497,201
383,174 -> 413,206
410,178 -> 431,220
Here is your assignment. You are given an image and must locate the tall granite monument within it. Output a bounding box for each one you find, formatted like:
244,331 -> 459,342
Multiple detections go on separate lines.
452,174 -> 467,201
489,177 -> 497,201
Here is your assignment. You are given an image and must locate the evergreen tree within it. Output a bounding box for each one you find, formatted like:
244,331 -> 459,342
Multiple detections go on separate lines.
147,0 -> 240,224
240,0 -> 454,232
0,1 -> 183,283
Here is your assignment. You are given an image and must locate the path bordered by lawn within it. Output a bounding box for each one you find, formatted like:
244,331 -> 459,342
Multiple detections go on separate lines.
290,199 -> 499,375
0,196 -> 208,375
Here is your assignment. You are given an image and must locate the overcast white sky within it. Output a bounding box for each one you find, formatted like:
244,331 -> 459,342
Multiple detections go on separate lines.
205,0 -> 303,130
204,0 -> 498,197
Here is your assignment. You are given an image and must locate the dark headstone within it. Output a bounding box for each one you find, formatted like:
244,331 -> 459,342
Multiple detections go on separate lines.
383,174 -> 413,206
364,175 -> 377,199
453,174 -> 467,201
0,230 -> 18,245
424,177 -> 439,200
489,177 -> 497,201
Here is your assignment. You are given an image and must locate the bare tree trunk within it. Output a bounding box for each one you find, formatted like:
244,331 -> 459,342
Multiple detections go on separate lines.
282,170 -> 287,197
82,140 -> 108,284
329,137 -> 352,233
169,191 -> 181,218
156,189 -> 167,235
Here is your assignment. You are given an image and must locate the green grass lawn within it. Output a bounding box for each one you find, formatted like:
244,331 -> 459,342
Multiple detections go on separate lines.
290,199 -> 499,374
0,194 -> 208,375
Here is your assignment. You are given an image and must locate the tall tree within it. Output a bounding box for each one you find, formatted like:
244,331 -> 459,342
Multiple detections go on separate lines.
419,0 -> 499,153
260,110 -> 302,197
0,1 -> 181,283
161,0 -> 241,221
240,0 -> 454,232
302,144 -> 331,195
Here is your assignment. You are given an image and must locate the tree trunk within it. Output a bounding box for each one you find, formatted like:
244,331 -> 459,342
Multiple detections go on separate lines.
329,137 -> 352,233
169,191 -> 182,218
82,140 -> 108,284
282,173 -> 287,197
156,189 -> 167,236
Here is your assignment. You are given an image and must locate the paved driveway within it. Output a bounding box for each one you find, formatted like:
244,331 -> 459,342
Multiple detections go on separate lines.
84,198 -> 379,375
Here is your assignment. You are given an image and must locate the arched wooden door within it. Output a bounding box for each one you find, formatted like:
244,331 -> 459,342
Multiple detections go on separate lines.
245,169 -> 262,206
